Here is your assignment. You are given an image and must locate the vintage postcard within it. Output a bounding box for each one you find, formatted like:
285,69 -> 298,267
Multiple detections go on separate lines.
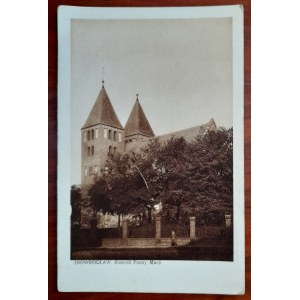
57,5 -> 244,294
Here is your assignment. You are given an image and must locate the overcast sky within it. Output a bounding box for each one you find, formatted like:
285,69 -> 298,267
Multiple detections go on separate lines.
71,18 -> 232,185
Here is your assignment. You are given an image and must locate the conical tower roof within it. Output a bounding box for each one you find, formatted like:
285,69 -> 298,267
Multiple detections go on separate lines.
82,82 -> 123,130
124,95 -> 154,138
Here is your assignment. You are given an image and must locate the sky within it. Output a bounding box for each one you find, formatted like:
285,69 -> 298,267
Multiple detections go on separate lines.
71,18 -> 232,185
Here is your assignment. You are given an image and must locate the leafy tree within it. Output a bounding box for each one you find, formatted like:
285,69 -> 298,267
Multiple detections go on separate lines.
89,127 -> 233,227
184,127 -> 233,224
143,137 -> 191,222
71,185 -> 81,226
105,152 -> 156,224
88,176 -> 110,219
138,128 -> 233,224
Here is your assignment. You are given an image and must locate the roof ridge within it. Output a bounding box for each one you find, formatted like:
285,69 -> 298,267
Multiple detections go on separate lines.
159,119 -> 217,137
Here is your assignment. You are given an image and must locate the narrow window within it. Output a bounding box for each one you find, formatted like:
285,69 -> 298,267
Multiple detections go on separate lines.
87,131 -> 90,141
108,145 -> 112,154
89,166 -> 93,175
83,132 -> 87,141
118,132 -> 122,142
95,128 -> 98,139
91,146 -> 94,155
91,129 -> 95,140
114,131 -> 117,141
87,146 -> 90,156
108,130 -> 112,140
104,128 -> 108,139
84,167 -> 87,176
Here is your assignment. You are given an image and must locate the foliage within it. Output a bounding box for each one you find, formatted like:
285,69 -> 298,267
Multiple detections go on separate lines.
71,185 -> 81,226
86,127 -> 233,226
104,152 -> 156,224
88,176 -> 110,218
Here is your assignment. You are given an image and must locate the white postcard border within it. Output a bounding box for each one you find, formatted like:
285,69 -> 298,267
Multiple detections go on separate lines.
57,5 -> 244,294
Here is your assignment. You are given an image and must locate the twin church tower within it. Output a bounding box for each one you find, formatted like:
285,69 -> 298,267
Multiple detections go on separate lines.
81,81 -> 154,187
81,80 -> 217,190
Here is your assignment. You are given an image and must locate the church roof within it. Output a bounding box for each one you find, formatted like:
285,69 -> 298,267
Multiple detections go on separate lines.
158,118 -> 217,143
82,83 -> 123,130
124,96 -> 154,138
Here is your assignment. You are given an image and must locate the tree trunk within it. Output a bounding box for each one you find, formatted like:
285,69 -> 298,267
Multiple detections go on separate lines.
176,205 -> 180,223
118,213 -> 121,228
147,207 -> 152,224
167,210 -> 170,222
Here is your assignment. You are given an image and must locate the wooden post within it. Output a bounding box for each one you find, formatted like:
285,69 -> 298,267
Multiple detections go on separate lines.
155,216 -> 161,245
122,219 -> 128,246
190,217 -> 196,240
225,214 -> 232,228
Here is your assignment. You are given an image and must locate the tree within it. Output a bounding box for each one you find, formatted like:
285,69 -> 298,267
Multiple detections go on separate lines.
104,152 -> 157,225
71,185 -> 81,227
88,176 -> 110,219
138,136 -> 192,222
138,128 -> 233,224
88,127 -> 233,227
184,127 -> 233,224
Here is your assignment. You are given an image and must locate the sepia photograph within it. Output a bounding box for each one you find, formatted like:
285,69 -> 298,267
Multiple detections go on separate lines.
70,17 -> 233,261
58,5 -> 244,293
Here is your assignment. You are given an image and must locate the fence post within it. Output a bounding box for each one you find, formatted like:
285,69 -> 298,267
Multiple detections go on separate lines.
122,218 -> 128,246
190,217 -> 196,240
155,216 -> 161,245
225,214 -> 232,228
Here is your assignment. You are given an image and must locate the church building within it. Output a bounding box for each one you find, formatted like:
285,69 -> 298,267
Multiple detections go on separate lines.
81,80 -> 217,190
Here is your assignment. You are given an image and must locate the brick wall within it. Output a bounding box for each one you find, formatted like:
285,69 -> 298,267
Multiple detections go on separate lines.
81,124 -> 124,187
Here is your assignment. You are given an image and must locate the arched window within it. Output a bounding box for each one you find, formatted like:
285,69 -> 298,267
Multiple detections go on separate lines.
95,128 -> 98,139
114,131 -> 117,141
108,130 -> 112,140
91,146 -> 94,155
89,166 -> 93,175
87,146 -> 91,156
91,129 -> 95,140
87,131 -> 90,141
108,146 -> 112,154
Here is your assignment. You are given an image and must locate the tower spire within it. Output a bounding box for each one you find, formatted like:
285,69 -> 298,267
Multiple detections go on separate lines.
82,80 -> 123,130
124,95 -> 154,138
101,67 -> 105,87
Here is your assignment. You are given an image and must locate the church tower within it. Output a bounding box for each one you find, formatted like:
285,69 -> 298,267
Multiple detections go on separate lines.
124,94 -> 154,152
81,81 -> 124,188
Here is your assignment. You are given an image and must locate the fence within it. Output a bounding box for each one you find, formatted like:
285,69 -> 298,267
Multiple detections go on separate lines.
72,214 -> 232,249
